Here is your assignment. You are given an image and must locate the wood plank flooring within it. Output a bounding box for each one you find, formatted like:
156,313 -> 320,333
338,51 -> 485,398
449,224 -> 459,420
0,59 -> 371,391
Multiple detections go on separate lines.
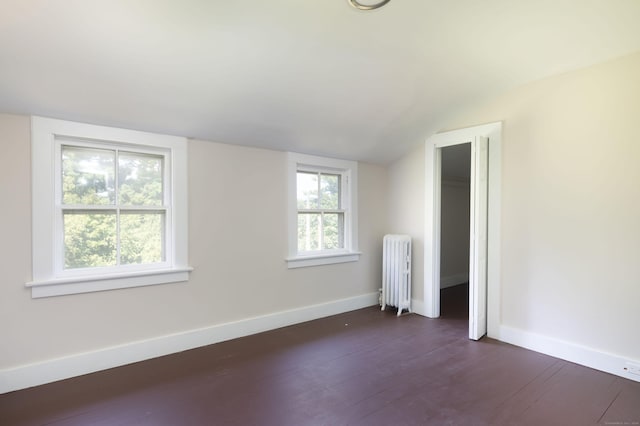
1,285 -> 639,425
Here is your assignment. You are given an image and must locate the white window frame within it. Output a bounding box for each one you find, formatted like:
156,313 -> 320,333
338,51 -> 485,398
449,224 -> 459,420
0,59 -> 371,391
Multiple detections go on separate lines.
286,152 -> 360,268
27,116 -> 191,298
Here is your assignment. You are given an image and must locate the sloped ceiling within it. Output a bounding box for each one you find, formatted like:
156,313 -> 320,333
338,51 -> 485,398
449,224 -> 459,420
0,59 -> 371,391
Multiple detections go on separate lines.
1,0 -> 640,164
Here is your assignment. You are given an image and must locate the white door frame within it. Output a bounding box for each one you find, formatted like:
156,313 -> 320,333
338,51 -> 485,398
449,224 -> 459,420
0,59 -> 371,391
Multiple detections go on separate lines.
423,122 -> 502,339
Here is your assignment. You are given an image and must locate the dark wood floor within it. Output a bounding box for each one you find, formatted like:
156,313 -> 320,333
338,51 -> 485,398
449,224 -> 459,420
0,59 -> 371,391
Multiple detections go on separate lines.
2,285 -> 639,425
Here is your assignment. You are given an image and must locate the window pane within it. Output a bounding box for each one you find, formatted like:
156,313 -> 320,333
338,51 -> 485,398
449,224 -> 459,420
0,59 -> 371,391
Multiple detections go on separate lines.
320,174 -> 340,209
120,212 -> 165,265
297,172 -> 318,209
62,146 -> 115,205
297,213 -> 320,251
64,212 -> 116,269
323,213 -> 344,249
118,153 -> 163,206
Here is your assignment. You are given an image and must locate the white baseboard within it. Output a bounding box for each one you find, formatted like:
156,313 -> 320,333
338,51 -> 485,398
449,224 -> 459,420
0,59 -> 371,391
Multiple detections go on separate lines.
440,273 -> 468,289
0,292 -> 379,394
498,325 -> 640,383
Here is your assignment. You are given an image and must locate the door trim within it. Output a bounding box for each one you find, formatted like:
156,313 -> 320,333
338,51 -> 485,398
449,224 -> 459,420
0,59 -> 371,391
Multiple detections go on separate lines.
469,136 -> 488,340
423,122 -> 502,339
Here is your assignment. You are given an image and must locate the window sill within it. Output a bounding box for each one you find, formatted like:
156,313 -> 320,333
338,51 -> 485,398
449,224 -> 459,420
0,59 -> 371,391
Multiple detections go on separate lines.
26,267 -> 193,298
286,252 -> 361,269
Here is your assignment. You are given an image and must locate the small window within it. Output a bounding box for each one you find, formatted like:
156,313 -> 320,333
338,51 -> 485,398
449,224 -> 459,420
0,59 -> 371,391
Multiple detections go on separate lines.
28,117 -> 191,298
287,153 -> 360,268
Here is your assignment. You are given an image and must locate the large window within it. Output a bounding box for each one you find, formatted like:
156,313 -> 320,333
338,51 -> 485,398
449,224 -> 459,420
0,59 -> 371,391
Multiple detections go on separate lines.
28,117 -> 191,298
287,153 -> 359,268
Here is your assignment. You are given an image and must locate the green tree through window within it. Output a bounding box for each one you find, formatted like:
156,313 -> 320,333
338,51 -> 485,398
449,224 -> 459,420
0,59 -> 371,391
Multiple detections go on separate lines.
296,171 -> 344,251
62,146 -> 165,269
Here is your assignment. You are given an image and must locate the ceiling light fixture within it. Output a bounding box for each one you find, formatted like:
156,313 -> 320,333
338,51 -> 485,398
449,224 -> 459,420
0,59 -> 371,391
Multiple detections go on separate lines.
347,0 -> 391,11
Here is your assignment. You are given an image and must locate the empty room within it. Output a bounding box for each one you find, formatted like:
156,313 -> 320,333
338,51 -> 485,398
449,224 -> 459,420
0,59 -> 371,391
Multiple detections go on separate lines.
1,1 -> 640,425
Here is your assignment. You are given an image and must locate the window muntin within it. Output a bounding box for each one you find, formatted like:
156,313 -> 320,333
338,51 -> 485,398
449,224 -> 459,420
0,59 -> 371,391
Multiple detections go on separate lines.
58,143 -> 169,273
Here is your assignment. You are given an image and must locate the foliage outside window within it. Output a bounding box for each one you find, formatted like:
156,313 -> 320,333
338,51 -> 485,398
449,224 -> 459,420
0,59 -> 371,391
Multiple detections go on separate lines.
287,152 -> 359,269
297,171 -> 344,252
61,146 -> 166,270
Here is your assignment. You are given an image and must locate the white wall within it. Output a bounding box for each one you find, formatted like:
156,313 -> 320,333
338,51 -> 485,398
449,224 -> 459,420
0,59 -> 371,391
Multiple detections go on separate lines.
387,143 -> 425,311
440,180 -> 470,288
0,115 -> 388,384
389,51 -> 640,376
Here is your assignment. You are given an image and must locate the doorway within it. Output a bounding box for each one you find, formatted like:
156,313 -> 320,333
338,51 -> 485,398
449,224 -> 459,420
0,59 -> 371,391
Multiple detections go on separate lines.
439,143 -> 471,322
423,122 -> 501,341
